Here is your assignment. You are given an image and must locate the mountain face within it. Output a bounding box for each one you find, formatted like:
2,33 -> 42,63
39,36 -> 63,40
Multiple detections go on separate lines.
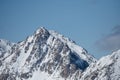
0,27 -> 120,80
81,50 -> 120,80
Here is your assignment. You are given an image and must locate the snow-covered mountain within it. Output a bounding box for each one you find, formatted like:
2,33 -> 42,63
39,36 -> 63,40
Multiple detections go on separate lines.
0,27 -> 120,80
81,49 -> 120,80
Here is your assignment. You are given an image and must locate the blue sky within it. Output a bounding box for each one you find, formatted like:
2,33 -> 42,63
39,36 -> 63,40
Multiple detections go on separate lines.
0,0 -> 120,59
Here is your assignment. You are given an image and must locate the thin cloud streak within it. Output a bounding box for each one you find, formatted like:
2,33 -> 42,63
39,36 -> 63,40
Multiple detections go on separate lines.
96,25 -> 120,52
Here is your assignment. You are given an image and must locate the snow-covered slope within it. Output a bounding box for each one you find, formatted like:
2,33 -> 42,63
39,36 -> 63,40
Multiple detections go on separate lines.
0,27 -> 96,80
81,49 -> 120,80
0,39 -> 15,61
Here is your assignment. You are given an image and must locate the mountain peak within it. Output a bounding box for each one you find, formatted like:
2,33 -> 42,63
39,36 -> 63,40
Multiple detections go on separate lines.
0,27 -> 96,80
35,27 -> 49,35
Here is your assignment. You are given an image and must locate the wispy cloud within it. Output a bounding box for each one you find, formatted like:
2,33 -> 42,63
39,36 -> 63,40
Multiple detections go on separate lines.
96,25 -> 120,52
